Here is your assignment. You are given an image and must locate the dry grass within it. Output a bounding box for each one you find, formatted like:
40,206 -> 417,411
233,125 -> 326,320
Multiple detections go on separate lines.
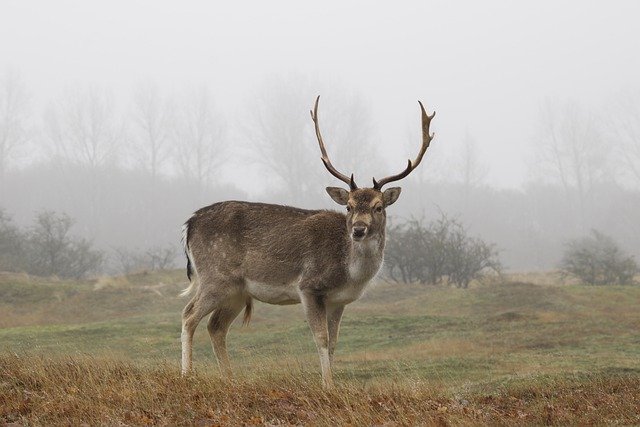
2,271 -> 640,425
0,270 -> 186,328
1,353 -> 639,426
340,338 -> 488,363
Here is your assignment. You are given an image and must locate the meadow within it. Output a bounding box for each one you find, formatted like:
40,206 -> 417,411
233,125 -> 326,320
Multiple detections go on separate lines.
1,270 -> 639,425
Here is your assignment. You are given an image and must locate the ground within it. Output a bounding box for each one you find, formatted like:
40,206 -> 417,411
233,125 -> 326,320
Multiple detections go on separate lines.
0,270 -> 639,425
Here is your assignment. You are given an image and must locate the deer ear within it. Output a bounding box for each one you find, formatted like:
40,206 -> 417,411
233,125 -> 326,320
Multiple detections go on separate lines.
326,187 -> 350,205
382,187 -> 402,206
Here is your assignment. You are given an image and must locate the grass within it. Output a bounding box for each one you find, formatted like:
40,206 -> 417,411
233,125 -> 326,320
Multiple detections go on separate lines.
1,270 -> 639,425
1,354 -> 639,425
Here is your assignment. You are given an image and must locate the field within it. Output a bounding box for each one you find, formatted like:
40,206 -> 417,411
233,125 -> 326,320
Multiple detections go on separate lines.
1,270 -> 639,425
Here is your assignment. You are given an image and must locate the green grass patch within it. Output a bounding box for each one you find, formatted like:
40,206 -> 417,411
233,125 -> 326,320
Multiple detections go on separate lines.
1,270 -> 639,386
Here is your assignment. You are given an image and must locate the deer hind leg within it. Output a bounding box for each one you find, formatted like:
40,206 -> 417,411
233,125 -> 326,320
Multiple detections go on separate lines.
207,294 -> 246,378
181,277 -> 234,375
300,292 -> 333,388
181,293 -> 215,375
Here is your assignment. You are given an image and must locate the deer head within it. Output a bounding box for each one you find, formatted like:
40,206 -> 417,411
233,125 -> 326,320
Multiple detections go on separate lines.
310,96 -> 435,242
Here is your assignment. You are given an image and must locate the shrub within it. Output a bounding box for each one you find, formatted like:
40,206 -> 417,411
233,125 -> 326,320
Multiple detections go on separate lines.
560,230 -> 638,285
0,209 -> 25,271
25,210 -> 103,279
112,245 -> 177,274
385,214 -> 501,287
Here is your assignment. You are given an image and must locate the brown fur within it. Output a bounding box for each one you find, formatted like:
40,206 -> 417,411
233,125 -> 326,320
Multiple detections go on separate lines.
179,98 -> 433,387
180,189 -> 398,386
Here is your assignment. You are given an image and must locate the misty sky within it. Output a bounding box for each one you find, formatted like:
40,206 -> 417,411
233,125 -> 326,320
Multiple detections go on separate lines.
2,1 -> 639,191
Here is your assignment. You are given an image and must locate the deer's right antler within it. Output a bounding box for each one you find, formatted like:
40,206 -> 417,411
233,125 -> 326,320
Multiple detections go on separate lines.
372,101 -> 435,190
311,96 -> 357,190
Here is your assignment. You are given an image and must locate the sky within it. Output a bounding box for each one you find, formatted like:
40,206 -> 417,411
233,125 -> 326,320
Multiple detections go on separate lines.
2,0 -> 639,191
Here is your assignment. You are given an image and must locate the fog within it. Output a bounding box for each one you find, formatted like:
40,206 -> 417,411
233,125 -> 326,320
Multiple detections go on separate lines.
1,1 -> 640,272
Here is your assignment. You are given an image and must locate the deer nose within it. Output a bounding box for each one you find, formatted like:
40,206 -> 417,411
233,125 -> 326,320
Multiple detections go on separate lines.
352,225 -> 367,239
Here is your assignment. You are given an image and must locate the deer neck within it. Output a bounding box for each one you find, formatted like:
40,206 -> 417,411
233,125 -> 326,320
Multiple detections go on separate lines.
346,231 -> 385,283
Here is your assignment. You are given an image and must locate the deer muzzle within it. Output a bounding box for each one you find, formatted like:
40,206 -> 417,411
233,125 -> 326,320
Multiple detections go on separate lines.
352,223 -> 368,241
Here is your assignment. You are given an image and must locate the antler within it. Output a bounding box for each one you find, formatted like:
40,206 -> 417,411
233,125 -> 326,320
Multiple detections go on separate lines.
310,96 -> 357,190
373,101 -> 435,190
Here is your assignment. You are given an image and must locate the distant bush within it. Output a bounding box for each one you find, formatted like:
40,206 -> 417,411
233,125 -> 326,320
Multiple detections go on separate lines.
112,245 -> 177,274
385,214 -> 501,288
1,208 -> 104,278
560,230 -> 638,285
24,211 -> 104,279
0,209 -> 25,271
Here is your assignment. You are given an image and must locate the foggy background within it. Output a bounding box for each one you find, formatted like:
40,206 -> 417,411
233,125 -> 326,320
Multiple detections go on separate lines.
1,1 -> 639,272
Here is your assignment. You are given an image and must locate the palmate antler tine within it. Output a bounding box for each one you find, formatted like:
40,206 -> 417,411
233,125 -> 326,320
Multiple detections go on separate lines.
311,96 -> 358,190
373,101 -> 435,190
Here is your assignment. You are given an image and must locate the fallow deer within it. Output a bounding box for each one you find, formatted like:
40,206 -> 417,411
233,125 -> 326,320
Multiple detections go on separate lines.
180,96 -> 435,387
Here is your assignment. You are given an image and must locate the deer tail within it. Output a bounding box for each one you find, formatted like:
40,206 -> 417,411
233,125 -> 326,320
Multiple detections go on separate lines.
179,219 -> 197,297
242,298 -> 253,326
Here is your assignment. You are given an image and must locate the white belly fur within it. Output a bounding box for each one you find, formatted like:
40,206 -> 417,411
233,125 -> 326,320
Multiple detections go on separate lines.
245,279 -> 301,305
327,279 -> 372,305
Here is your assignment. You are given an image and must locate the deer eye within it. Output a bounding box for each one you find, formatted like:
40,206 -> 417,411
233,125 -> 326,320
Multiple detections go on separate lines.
375,206 -> 383,213
346,206 -> 351,212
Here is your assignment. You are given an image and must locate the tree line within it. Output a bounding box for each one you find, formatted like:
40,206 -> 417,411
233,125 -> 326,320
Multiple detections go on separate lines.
1,71 -> 640,274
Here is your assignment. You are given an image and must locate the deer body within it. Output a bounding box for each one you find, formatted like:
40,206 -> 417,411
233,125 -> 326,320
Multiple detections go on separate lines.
180,97 -> 435,387
183,200 -> 384,305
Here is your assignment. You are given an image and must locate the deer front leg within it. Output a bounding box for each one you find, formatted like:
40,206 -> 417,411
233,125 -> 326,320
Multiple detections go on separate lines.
327,304 -> 345,366
300,292 -> 333,388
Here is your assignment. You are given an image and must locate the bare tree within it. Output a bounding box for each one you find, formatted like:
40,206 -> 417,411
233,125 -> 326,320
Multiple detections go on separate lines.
0,71 -> 30,185
43,87 -> 123,237
44,87 -> 121,170
458,130 -> 488,209
170,87 -> 226,200
534,100 -> 610,228
243,77 -> 379,204
131,82 -> 172,182
243,76 -> 320,203
459,131 -> 488,189
610,91 -> 640,188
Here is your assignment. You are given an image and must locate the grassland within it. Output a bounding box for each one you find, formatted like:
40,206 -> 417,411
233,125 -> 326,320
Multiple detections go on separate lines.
1,270 -> 639,425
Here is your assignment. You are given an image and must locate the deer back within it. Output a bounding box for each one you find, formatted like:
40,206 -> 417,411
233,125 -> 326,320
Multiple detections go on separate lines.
185,201 -> 358,292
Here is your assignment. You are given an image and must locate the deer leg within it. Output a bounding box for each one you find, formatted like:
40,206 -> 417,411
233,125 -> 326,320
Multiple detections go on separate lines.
181,274 -> 240,375
300,292 -> 333,388
181,291 -> 217,375
327,304 -> 345,367
207,296 -> 245,378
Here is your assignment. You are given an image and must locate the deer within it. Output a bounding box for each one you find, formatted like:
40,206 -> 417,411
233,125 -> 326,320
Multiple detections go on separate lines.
180,96 -> 435,387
